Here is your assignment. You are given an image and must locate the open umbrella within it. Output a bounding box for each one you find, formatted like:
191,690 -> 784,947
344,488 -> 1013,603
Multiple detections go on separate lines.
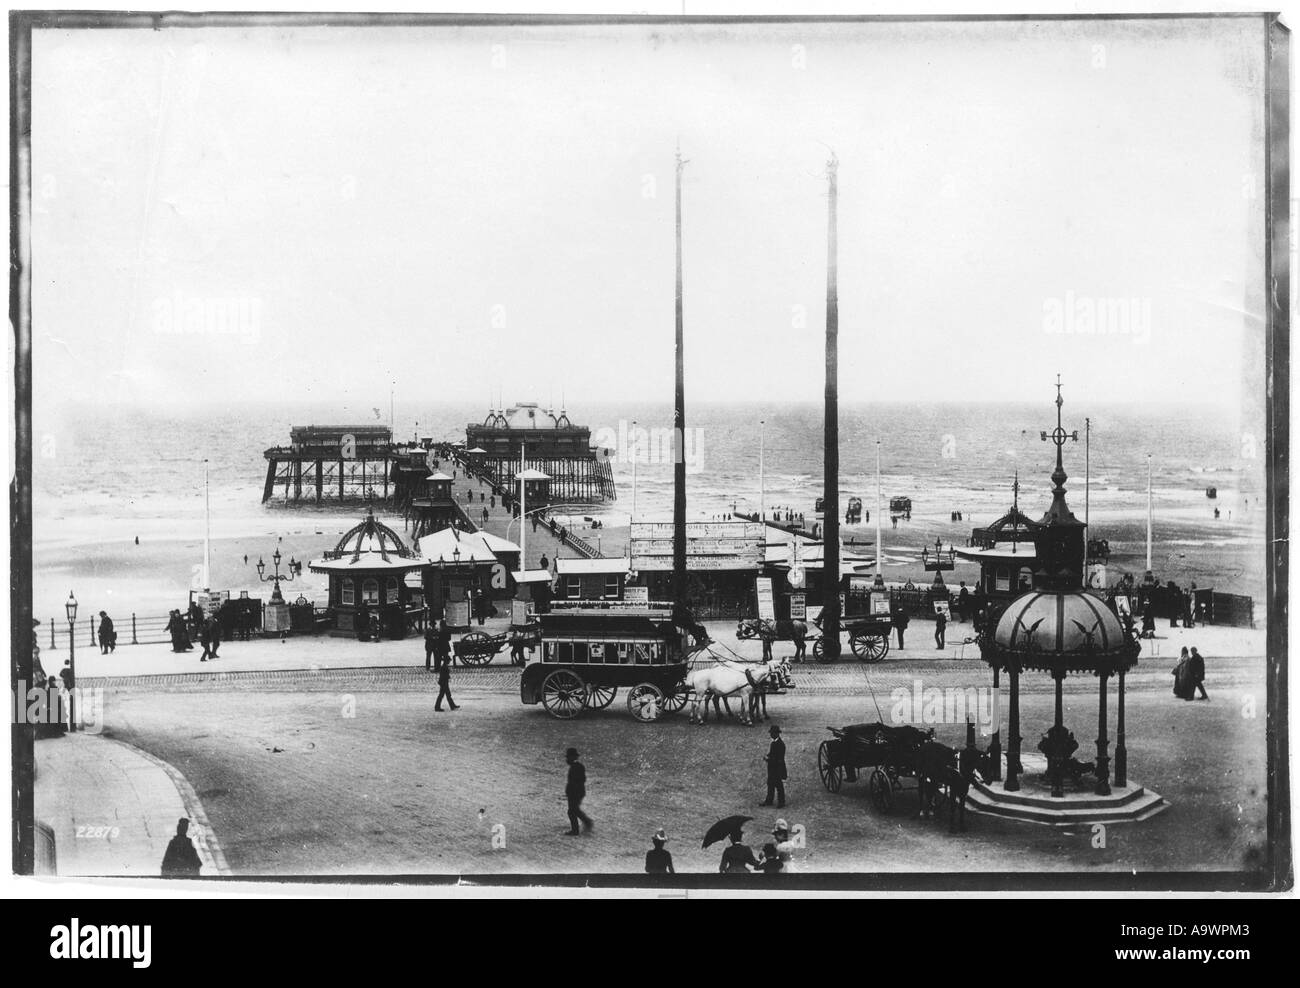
702,815 -> 753,849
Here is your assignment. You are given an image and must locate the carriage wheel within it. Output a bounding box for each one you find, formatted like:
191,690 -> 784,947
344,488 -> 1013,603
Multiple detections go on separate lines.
660,683 -> 690,714
852,632 -> 890,664
585,684 -> 617,710
458,631 -> 495,666
818,741 -> 843,793
627,683 -> 665,723
541,669 -> 586,720
869,768 -> 895,813
813,636 -> 837,663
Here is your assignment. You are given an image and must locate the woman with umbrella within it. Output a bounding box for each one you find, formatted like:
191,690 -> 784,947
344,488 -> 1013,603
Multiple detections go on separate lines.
703,815 -> 760,874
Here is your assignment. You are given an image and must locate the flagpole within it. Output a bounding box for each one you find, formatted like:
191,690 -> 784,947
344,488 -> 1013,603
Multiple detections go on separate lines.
203,458 -> 211,591
1146,454 -> 1153,573
875,439 -> 883,584
759,418 -> 765,522
821,153 -> 841,659
520,442 -> 527,570
630,419 -> 638,523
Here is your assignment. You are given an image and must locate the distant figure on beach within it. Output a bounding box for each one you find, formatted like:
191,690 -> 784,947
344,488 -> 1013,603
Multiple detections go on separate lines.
645,830 -> 674,874
97,611 -> 116,654
1189,647 -> 1209,700
934,610 -> 947,650
161,818 -> 202,878
134,536 -> 139,545
243,554 -> 248,565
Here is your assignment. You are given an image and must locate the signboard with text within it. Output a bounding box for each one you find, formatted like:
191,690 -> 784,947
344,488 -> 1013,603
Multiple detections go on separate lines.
755,577 -> 776,623
629,521 -> 765,572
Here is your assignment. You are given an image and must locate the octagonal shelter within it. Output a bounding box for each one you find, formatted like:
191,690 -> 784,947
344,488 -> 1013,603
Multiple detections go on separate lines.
309,508 -> 426,639
974,381 -> 1159,823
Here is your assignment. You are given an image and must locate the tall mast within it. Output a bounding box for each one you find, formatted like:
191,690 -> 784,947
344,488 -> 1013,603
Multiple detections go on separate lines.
630,419 -> 638,523
759,418 -> 766,522
821,154 -> 841,659
203,458 -> 211,590
672,145 -> 688,601
514,441 -> 520,566
1084,416 -> 1091,570
1146,454 -> 1153,573
875,440 -> 883,581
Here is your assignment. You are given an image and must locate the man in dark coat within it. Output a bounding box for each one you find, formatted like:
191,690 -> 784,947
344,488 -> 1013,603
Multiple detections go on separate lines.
645,829 -> 674,874
434,659 -> 459,711
356,602 -> 371,642
761,725 -> 787,808
564,747 -> 593,835
934,609 -> 947,650
431,618 -> 447,670
97,611 -> 116,654
435,620 -> 452,670
1188,647 -> 1209,700
893,608 -> 909,650
956,582 -> 970,623
161,818 -> 202,877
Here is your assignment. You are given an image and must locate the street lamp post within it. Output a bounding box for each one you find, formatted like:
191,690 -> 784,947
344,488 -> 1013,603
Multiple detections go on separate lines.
65,591 -> 77,732
256,548 -> 299,604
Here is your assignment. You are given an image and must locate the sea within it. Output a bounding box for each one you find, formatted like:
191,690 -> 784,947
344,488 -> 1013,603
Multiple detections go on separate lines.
28,396 -> 1264,552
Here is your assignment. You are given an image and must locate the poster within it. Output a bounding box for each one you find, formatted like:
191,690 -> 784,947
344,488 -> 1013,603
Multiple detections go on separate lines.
755,577 -> 776,623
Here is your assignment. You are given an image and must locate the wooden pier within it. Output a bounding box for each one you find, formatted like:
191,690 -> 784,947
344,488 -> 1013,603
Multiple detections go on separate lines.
262,425 -> 399,505
466,403 -> 617,504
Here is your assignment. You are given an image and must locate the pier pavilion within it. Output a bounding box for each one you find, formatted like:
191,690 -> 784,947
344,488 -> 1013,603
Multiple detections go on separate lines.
465,403 -> 616,503
263,425 -> 399,505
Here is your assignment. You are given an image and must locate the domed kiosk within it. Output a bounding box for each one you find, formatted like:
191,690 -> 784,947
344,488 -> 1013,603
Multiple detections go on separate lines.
970,380 -> 1163,825
309,508 -> 426,639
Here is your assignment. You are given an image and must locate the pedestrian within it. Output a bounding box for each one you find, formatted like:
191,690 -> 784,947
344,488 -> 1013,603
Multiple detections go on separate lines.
97,611 -> 116,654
243,554 -> 248,565
160,818 -> 202,878
1189,647 -> 1209,701
563,747 -> 593,835
1185,583 -> 1197,628
957,582 -> 970,623
434,658 -> 459,711
645,829 -> 674,874
166,609 -> 192,653
934,609 -> 947,649
758,842 -> 784,874
761,725 -> 787,808
509,634 -> 526,665
356,601 -> 371,642
719,828 -> 759,874
1167,581 -> 1181,628
893,608 -> 909,650
1141,605 -> 1156,639
539,553 -> 549,572
424,620 -> 438,671
490,495 -> 495,508
771,818 -> 797,872
1172,647 -> 1194,700
202,616 -> 222,660
435,620 -> 452,670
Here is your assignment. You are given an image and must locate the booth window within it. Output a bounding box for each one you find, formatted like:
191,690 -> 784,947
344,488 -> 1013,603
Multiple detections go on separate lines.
362,578 -> 380,605
995,566 -> 1011,593
386,577 -> 399,604
341,580 -> 355,606
566,575 -> 582,599
603,575 -> 620,599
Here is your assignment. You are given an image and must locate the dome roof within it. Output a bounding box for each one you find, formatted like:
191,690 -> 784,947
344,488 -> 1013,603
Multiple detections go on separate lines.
985,589 -> 1138,674
309,510 -> 423,573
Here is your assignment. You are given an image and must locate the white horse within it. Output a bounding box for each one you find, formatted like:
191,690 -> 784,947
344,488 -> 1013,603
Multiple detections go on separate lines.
687,658 -> 788,726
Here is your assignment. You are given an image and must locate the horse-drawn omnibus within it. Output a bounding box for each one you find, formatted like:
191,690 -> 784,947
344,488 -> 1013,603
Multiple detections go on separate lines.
520,602 -> 694,722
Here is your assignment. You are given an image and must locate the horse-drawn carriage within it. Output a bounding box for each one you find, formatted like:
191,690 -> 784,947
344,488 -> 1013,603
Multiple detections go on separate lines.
453,622 -> 541,666
889,495 -> 912,517
519,604 -> 694,721
845,496 -> 863,524
817,722 -> 933,811
809,574 -> 894,662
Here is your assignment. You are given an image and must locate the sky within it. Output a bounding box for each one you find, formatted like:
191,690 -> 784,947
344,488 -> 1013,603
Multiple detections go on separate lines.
28,17 -> 1268,415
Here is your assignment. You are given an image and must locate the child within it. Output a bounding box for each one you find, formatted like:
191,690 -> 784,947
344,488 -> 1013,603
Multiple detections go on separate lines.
758,842 -> 784,874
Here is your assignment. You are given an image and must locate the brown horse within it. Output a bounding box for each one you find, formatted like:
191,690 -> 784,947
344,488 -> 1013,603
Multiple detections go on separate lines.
916,740 -> 978,832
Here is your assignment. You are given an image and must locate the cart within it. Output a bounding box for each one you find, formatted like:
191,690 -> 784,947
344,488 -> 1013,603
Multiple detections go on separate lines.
817,722 -> 933,813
